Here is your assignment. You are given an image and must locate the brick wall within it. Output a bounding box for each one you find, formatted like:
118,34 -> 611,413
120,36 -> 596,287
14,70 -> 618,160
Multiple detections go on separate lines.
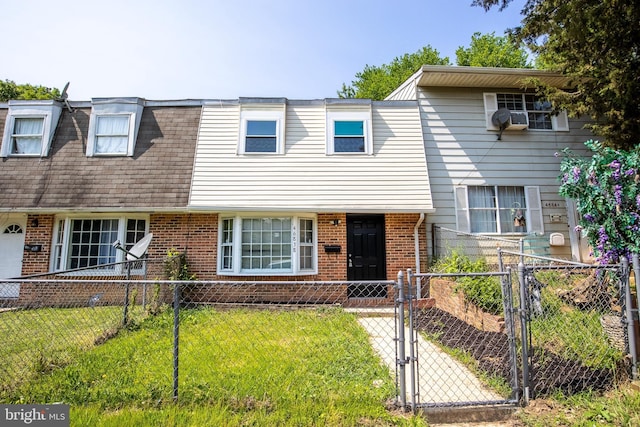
21,214 -> 55,276
14,211 -> 428,306
429,278 -> 505,333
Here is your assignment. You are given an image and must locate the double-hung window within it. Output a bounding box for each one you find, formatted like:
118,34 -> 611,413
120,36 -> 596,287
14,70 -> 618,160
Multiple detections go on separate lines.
10,117 -> 45,155
52,216 -> 148,273
1,100 -> 62,157
244,120 -> 278,153
218,215 -> 316,275
94,115 -> 131,154
483,93 -> 569,132
86,98 -> 144,157
455,185 -> 543,234
326,109 -> 372,155
238,104 -> 285,155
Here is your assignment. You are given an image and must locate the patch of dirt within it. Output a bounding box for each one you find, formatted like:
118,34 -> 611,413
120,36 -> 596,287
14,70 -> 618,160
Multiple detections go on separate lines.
414,307 -> 620,397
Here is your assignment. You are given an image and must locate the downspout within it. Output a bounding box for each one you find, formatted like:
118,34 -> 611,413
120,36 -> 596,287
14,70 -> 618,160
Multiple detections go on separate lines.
414,213 -> 425,298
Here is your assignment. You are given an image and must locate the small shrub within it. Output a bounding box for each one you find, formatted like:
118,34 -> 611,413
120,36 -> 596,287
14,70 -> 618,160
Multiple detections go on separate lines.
163,249 -> 196,281
431,250 -> 503,314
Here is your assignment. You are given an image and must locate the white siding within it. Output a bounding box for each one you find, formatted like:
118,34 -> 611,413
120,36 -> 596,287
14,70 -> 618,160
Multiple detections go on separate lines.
189,101 -> 433,213
419,87 -> 593,259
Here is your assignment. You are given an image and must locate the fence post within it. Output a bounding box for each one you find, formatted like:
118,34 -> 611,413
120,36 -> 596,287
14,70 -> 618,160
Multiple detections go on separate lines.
633,253 -> 640,371
406,268 -> 417,413
396,270 -> 407,410
173,282 -> 180,402
622,257 -> 638,379
122,261 -> 131,326
517,261 -> 530,404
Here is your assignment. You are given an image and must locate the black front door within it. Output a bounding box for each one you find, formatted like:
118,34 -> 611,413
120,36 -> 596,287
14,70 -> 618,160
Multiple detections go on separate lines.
346,214 -> 387,298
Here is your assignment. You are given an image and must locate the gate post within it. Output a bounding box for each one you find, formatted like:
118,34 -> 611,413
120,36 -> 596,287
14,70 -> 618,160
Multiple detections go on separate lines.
622,257 -> 638,379
517,262 -> 530,404
396,270 -> 407,410
406,268 -> 417,413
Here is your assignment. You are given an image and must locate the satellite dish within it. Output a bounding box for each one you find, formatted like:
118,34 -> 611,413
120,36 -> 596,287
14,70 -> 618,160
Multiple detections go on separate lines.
57,82 -> 73,113
126,233 -> 153,260
491,108 -> 511,140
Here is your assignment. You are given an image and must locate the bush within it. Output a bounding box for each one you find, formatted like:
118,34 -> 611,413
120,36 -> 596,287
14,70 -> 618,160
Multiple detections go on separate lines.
431,251 -> 503,314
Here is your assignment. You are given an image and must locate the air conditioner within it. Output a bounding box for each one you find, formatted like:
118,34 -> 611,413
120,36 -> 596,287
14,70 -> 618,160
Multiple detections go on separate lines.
508,111 -> 529,130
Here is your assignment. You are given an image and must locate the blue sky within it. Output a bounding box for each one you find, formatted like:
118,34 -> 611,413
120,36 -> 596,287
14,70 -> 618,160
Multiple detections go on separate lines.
1,0 -> 526,101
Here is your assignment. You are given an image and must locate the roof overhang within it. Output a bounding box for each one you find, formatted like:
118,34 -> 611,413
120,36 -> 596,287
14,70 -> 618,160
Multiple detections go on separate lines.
413,65 -> 572,90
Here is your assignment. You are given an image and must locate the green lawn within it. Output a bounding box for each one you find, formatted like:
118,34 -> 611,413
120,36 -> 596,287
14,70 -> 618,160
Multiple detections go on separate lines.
2,307 -> 424,426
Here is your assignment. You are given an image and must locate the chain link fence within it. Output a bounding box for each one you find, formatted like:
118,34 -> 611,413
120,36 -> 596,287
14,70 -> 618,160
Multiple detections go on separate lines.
0,259 -> 403,415
1,251 -> 638,414
510,255 -> 633,399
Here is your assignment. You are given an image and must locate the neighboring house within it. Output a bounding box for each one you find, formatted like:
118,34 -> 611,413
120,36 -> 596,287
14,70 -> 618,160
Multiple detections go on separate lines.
0,96 -> 433,305
387,65 -> 594,263
0,98 -> 202,299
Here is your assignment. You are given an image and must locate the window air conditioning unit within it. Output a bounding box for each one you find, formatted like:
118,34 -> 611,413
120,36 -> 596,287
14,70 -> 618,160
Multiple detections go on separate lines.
508,111 -> 529,130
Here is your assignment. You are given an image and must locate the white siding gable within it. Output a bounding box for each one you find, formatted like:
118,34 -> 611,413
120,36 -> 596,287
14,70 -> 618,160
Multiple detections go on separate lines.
189,100 -> 433,213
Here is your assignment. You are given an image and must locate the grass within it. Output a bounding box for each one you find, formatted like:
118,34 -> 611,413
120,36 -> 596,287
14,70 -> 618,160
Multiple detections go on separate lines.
0,306 -> 132,397
2,306 -> 426,426
529,271 -> 625,371
517,384 -> 640,426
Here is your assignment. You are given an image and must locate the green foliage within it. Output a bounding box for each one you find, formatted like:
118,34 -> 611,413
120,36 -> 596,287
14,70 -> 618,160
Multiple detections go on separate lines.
431,251 -> 503,314
163,248 -> 196,281
5,308 -> 425,425
0,79 -> 61,102
473,0 -> 640,150
455,32 -> 532,68
558,139 -> 640,263
338,45 -> 449,100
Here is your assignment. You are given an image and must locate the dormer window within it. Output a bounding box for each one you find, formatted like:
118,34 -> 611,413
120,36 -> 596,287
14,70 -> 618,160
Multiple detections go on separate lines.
87,98 -> 144,157
1,100 -> 62,157
11,118 -> 45,154
325,105 -> 372,155
238,100 -> 285,155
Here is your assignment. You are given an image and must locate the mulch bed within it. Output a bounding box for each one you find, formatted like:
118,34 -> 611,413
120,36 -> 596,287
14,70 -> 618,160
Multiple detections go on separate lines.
414,307 -> 621,397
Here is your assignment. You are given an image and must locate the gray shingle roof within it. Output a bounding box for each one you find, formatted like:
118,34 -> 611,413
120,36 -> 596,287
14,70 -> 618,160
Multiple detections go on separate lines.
0,105 -> 201,211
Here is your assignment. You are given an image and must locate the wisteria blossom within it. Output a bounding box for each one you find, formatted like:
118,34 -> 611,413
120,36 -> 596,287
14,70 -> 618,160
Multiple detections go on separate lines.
558,139 -> 640,263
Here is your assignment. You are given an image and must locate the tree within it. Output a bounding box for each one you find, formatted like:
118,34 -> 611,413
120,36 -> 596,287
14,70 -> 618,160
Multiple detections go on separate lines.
0,80 -> 61,102
338,46 -> 449,100
455,32 -> 531,68
472,0 -> 640,151
558,140 -> 640,263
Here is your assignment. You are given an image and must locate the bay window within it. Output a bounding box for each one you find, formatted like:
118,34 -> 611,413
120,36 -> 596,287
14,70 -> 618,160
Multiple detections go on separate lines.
52,216 -> 148,272
219,215 -> 316,275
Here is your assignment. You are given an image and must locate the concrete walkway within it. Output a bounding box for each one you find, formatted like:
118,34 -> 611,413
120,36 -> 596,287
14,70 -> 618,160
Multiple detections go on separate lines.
357,315 -> 505,406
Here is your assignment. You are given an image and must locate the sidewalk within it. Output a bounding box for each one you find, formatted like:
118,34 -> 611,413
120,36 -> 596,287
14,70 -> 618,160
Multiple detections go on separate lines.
358,316 -> 503,404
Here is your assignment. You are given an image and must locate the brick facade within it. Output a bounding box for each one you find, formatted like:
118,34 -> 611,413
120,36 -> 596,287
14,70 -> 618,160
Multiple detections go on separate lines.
14,212 -> 428,307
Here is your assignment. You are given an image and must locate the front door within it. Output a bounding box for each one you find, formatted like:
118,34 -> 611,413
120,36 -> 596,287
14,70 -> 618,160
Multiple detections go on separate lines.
0,215 -> 27,298
347,214 -> 387,298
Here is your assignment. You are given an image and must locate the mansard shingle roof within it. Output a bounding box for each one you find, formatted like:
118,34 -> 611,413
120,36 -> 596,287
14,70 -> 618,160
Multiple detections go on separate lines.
0,104 -> 201,211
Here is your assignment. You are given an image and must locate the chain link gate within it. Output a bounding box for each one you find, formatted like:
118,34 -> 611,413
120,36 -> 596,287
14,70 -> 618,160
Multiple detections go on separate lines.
396,269 -> 519,411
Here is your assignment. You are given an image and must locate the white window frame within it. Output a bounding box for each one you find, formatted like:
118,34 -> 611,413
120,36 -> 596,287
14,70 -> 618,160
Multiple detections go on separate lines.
51,214 -> 149,275
238,110 -> 285,155
483,92 -> 569,132
326,110 -> 373,155
454,185 -> 544,235
217,213 -> 317,276
1,101 -> 62,157
86,98 -> 144,157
